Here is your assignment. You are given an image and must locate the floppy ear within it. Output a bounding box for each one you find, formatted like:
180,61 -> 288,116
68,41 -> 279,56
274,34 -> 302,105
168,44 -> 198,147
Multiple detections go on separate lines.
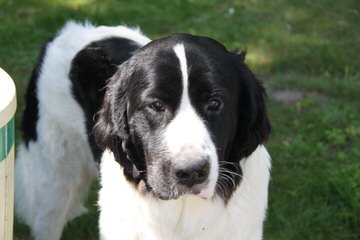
229,52 -> 271,161
94,62 -> 142,182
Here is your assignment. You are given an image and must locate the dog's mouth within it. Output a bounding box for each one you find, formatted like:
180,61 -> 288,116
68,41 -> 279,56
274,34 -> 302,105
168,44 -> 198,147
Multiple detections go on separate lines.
156,181 -> 211,200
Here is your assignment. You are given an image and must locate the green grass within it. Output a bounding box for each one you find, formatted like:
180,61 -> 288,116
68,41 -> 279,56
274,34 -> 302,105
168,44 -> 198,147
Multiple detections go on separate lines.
1,0 -> 359,239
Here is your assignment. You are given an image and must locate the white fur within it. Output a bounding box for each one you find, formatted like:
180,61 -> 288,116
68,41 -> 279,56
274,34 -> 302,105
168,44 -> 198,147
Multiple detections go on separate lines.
98,146 -> 271,240
15,21 -> 151,240
162,44 -> 218,198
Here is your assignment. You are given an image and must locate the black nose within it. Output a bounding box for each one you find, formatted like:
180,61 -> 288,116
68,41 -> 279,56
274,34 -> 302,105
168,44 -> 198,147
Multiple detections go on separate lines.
175,161 -> 210,187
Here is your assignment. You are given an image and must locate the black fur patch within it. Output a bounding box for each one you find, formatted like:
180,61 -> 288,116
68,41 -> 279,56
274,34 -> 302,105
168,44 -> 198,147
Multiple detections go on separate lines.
69,37 -> 141,161
21,37 -> 55,147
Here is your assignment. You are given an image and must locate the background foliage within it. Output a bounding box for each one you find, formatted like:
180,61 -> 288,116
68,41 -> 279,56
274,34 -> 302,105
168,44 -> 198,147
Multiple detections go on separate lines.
1,0 -> 359,239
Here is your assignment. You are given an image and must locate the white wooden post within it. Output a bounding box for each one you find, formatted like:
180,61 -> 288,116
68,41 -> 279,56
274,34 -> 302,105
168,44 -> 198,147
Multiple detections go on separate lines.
0,68 -> 17,240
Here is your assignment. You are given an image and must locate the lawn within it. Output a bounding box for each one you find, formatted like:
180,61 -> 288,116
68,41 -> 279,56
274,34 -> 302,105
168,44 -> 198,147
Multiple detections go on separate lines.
1,0 -> 359,239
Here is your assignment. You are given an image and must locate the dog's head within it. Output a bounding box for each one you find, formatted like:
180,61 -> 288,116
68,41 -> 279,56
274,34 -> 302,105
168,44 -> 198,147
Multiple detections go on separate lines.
94,34 -> 270,201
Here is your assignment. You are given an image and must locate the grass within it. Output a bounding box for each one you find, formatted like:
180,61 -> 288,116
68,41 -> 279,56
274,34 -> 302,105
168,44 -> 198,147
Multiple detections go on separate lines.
1,0 -> 359,239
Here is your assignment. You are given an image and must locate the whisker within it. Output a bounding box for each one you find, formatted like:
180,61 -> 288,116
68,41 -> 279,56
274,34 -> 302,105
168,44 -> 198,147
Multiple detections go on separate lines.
219,168 -> 243,178
216,178 -> 227,198
217,185 -> 225,198
219,173 -> 236,189
218,161 -> 241,171
219,161 -> 241,166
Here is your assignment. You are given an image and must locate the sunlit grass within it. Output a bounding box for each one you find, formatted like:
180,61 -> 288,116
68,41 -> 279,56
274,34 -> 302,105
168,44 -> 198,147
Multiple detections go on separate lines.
49,0 -> 95,9
245,46 -> 272,71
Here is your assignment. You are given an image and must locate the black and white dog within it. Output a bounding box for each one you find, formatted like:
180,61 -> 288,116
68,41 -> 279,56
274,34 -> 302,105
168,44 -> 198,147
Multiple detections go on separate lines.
15,21 -> 271,240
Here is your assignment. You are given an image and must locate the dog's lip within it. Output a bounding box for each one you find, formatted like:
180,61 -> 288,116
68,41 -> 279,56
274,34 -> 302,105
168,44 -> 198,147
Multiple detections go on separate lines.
156,182 -> 210,200
197,188 -> 212,199
157,191 -> 184,200
178,183 -> 210,199
158,195 -> 180,200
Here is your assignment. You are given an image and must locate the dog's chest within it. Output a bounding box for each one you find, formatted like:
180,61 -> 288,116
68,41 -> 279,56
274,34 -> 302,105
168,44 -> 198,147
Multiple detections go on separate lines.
133,197 -> 229,240
99,148 -> 270,240
101,194 -> 239,240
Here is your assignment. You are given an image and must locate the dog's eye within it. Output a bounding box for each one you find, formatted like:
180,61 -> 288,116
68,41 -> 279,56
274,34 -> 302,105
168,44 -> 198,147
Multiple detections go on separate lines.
207,98 -> 222,111
149,101 -> 165,112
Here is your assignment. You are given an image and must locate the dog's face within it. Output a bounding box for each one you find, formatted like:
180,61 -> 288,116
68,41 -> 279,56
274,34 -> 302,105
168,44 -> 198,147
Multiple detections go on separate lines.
95,34 -> 270,201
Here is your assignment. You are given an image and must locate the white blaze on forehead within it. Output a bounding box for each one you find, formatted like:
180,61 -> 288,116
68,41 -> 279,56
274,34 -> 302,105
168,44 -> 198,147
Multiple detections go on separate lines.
173,44 -> 189,92
161,43 -> 218,198
167,43 -> 209,154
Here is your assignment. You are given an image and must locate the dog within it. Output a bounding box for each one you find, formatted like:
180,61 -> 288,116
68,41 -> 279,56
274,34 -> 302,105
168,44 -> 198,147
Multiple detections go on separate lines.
15,21 -> 271,240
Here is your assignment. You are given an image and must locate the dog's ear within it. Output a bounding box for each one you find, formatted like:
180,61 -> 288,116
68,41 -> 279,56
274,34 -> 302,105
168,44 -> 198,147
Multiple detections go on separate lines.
94,62 -> 142,182
229,52 -> 271,161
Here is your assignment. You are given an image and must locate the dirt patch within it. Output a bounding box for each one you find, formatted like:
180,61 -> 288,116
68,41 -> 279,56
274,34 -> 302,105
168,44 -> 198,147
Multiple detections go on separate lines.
269,89 -> 329,105
270,89 -> 304,105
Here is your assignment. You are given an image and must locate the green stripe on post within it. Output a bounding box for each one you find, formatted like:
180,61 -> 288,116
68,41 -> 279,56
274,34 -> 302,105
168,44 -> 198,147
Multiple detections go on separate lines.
0,118 -> 14,162
6,118 -> 14,154
0,124 -> 5,161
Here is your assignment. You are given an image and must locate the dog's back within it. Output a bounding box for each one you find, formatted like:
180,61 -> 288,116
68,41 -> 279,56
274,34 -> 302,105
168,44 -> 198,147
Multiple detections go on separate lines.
15,21 -> 150,240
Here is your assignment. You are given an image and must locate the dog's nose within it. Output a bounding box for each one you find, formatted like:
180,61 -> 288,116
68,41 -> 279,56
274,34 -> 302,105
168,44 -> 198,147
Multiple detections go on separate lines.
175,160 -> 210,187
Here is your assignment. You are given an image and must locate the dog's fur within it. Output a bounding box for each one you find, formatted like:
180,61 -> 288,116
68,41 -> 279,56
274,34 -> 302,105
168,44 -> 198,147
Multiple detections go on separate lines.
15,21 -> 271,240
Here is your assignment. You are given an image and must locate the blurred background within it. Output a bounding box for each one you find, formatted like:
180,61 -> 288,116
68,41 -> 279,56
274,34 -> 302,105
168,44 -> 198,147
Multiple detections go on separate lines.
0,0 -> 359,239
